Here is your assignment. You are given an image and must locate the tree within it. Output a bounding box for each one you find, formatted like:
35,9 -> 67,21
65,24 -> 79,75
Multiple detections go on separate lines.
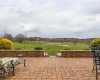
14,34 -> 25,43
3,33 -> 13,41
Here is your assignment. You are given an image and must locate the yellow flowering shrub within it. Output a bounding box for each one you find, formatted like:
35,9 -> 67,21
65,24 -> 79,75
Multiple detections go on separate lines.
90,38 -> 100,47
0,38 -> 13,50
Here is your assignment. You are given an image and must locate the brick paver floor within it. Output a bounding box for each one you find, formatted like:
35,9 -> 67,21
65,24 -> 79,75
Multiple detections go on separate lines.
0,57 -> 98,80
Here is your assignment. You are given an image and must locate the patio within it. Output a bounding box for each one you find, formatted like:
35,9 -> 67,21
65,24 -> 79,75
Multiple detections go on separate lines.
0,57 -> 98,80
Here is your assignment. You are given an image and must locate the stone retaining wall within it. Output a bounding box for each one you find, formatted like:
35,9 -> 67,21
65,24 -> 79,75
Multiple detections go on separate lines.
0,50 -> 92,57
61,50 -> 92,58
0,50 -> 45,57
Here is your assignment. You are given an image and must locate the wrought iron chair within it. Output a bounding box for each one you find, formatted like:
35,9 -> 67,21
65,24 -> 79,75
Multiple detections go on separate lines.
13,58 -> 26,67
11,57 -> 26,75
0,57 -> 26,77
91,47 -> 100,80
0,60 -> 14,77
17,53 -> 26,67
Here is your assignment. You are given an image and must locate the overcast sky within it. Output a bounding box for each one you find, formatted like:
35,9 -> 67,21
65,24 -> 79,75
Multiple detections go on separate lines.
0,0 -> 100,38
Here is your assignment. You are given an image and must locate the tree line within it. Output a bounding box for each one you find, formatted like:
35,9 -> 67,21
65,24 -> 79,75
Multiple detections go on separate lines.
0,33 -> 25,43
0,33 -> 94,44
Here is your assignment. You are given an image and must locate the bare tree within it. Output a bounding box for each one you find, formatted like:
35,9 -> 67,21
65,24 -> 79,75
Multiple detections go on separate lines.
3,33 -> 13,41
14,34 -> 25,43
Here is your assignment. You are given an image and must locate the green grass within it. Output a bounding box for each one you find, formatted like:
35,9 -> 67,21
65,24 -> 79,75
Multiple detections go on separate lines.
13,41 -> 90,55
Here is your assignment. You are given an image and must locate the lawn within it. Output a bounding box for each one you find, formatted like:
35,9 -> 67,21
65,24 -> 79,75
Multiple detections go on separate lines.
13,41 -> 90,55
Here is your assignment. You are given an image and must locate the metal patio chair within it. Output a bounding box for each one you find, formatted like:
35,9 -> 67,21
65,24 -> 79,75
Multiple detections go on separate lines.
0,57 -> 26,77
17,53 -> 26,67
0,60 -> 14,77
91,47 -> 100,80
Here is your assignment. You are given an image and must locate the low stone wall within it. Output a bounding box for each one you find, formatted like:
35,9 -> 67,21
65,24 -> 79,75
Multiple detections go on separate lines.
0,50 -> 93,57
0,50 -> 45,57
61,50 -> 92,58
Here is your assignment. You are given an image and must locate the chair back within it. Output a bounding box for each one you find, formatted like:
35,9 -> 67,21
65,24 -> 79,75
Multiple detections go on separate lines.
91,47 -> 100,68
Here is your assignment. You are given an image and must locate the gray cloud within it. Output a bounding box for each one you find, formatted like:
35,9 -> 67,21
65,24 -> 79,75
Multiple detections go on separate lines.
0,0 -> 100,38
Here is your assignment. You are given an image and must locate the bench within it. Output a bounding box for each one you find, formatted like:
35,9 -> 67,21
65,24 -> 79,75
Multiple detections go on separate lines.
0,57 -> 26,77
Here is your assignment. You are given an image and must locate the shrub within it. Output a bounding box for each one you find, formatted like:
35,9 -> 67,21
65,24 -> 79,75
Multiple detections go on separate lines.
0,38 -> 13,50
90,38 -> 100,47
84,48 -> 90,50
64,48 -> 70,50
15,48 -> 21,50
34,47 -> 43,50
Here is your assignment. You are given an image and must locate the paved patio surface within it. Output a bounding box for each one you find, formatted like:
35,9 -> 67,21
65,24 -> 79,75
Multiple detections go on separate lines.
0,57 -> 98,80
